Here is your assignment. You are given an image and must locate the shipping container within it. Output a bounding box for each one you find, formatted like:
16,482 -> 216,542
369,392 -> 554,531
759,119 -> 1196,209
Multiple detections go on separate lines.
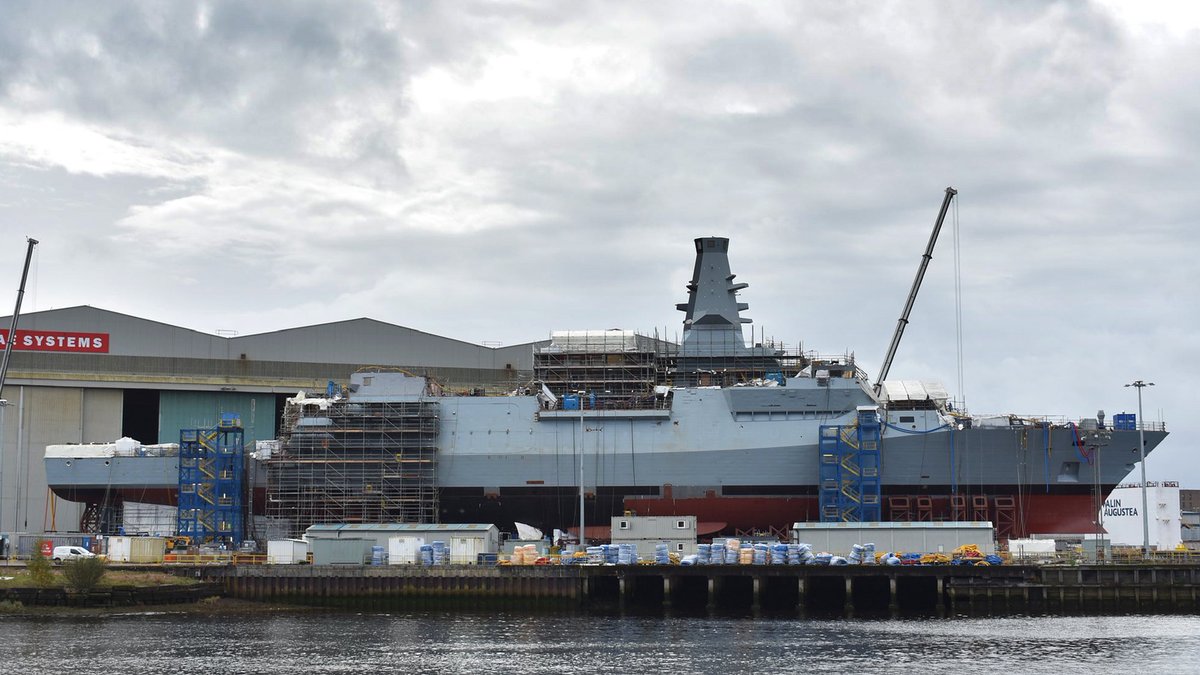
106,535 -> 166,563
14,533 -> 89,558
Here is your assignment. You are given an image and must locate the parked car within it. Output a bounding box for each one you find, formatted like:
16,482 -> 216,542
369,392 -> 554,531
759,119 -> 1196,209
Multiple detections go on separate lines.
51,545 -> 96,564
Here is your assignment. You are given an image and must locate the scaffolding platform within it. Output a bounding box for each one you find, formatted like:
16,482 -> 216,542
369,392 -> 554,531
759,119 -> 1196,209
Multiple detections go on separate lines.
266,398 -> 440,538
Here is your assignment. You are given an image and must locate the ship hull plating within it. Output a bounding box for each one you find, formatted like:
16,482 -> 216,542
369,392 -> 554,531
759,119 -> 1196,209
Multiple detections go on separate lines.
46,414 -> 1166,538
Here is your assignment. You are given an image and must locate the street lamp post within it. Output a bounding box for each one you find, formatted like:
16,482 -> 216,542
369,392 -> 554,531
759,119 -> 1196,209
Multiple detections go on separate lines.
1125,380 -> 1154,558
578,391 -> 586,550
1087,430 -> 1110,562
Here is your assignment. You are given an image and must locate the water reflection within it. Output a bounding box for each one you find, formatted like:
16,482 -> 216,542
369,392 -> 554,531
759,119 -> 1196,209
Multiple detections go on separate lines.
0,611 -> 1197,673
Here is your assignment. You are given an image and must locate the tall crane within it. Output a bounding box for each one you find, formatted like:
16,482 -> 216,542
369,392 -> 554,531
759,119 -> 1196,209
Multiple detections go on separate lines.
873,188 -> 956,395
1,237 -> 38,396
1,236 -> 37,540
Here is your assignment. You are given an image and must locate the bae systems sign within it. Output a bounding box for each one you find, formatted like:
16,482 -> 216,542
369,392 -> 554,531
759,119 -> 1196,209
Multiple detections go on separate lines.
0,329 -> 109,353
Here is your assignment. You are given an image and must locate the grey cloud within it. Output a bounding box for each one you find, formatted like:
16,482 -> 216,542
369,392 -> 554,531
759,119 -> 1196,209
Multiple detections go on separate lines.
0,0 -> 1197,485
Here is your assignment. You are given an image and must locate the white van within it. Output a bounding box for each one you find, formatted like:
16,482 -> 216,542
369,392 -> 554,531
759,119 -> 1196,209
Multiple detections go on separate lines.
51,545 -> 95,563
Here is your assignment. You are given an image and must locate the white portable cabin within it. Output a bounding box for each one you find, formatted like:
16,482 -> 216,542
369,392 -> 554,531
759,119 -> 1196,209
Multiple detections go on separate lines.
791,521 -> 996,556
611,515 -> 698,557
267,539 -> 310,564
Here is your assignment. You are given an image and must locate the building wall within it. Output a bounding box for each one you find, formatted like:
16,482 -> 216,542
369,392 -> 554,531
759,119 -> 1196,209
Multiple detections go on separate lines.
1,384 -> 119,534
1182,512 -> 1198,546
1181,489 -> 1200,513
157,391 -> 278,446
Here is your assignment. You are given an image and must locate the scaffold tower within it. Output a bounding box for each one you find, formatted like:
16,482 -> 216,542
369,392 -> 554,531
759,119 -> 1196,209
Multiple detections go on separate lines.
266,398 -> 439,538
818,406 -> 882,522
177,412 -> 245,544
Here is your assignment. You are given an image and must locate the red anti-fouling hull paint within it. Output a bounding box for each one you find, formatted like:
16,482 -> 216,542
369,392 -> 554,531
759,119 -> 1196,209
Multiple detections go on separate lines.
625,492 -> 1105,538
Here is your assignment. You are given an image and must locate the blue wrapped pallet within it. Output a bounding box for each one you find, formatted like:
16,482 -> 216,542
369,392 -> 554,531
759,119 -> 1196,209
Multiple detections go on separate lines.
431,540 -> 449,565
848,543 -> 865,565
725,545 -> 740,565
586,546 -> 605,564
771,543 -> 787,565
861,542 -> 876,565
603,544 -> 620,564
654,542 -> 670,565
617,543 -> 637,565
711,544 -> 726,566
752,543 -> 768,565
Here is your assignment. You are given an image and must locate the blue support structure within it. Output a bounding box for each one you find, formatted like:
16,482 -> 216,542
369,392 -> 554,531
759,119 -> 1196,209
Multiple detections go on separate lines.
818,407 -> 882,522
818,427 -> 843,522
177,412 -> 245,545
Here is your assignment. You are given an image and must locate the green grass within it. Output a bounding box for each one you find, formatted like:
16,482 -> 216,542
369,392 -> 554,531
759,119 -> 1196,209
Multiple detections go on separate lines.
0,568 -> 200,589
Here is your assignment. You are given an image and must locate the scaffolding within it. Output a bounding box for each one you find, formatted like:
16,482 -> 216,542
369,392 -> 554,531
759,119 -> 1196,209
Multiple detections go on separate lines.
535,330 -> 673,408
818,407 -> 882,522
177,413 -> 245,545
266,399 -> 439,538
533,330 -> 810,408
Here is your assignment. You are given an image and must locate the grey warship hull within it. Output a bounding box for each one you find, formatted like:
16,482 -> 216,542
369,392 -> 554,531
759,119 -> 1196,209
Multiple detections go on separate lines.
45,235 -> 1167,539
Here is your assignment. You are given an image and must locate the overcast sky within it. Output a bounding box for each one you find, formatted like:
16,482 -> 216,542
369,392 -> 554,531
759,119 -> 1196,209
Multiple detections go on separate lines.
1,1 -> 1196,486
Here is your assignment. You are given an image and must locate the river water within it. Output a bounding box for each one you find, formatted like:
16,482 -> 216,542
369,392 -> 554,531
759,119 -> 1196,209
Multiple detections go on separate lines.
1,609 -> 1198,673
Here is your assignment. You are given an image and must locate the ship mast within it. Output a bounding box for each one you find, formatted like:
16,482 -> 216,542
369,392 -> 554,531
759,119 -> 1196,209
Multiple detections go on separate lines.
873,188 -> 956,395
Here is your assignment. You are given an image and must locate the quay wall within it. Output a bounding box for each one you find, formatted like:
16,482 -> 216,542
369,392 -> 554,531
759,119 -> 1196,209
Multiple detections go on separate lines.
199,564 -> 1200,615
0,582 -> 222,607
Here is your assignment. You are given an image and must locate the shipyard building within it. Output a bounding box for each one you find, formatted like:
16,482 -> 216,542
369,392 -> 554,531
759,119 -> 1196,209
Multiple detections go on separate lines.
0,305 -> 542,537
